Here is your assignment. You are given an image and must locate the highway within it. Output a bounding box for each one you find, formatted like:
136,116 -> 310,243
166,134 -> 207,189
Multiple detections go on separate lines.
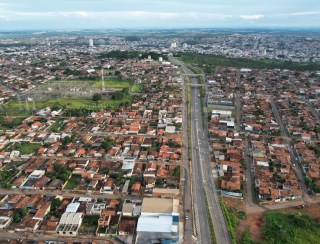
181,64 -> 194,243
170,57 -> 231,244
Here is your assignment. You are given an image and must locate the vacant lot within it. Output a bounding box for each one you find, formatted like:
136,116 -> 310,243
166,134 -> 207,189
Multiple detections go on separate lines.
12,142 -> 41,155
237,203 -> 320,243
3,96 -> 132,112
1,79 -> 139,115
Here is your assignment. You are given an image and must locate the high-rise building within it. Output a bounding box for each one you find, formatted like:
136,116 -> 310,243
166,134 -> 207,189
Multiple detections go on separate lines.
170,42 -> 177,48
89,38 -> 94,47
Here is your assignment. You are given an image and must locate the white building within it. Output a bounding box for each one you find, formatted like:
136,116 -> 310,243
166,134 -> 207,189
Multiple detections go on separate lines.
211,109 -> 232,119
0,216 -> 12,229
136,198 -> 179,243
89,38 -> 94,47
170,42 -> 177,48
66,202 -> 80,213
56,212 -> 83,236
165,125 -> 176,133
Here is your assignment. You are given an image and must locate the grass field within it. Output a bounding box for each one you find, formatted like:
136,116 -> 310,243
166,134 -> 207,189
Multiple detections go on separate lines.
1,78 -> 139,116
91,78 -> 141,92
178,53 -> 320,73
12,142 -> 41,155
43,78 -> 140,91
2,96 -> 132,113
64,175 -> 82,190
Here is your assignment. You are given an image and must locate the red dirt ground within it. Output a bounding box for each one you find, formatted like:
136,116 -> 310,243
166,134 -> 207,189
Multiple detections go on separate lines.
221,196 -> 245,211
237,212 -> 264,242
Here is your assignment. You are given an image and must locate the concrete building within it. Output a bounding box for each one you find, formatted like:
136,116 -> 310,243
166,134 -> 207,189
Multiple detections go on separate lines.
170,42 -> 177,49
136,197 -> 179,243
0,216 -> 12,229
56,212 -> 83,236
89,38 -> 94,47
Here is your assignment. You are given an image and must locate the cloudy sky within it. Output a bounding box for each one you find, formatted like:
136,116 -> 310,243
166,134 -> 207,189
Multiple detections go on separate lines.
0,0 -> 320,30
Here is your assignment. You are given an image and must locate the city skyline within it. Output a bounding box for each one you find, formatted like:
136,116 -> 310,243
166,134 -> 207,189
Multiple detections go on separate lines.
1,0 -> 320,30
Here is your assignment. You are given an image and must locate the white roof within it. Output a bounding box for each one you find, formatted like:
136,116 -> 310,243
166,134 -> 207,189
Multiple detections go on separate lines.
241,68 -> 252,72
257,161 -> 269,167
212,110 -> 232,115
137,215 -> 173,233
122,162 -> 135,170
78,197 -> 92,202
59,212 -> 83,225
30,170 -> 45,177
66,202 -> 80,213
165,125 -> 176,133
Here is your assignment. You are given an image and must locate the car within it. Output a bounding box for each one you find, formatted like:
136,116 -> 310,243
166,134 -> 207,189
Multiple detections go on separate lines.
185,215 -> 189,220
195,147 -> 199,150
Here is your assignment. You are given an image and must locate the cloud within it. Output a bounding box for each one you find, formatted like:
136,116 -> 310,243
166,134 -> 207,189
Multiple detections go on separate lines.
240,14 -> 264,20
286,11 -> 320,16
11,11 -> 233,22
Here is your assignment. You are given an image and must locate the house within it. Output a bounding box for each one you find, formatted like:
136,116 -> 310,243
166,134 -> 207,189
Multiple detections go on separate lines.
131,182 -> 141,196
118,218 -> 136,236
33,201 -> 51,220
15,215 -> 40,232
101,178 -> 115,194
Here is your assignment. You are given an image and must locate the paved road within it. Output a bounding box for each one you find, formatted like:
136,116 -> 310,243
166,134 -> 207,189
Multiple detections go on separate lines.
235,92 -> 242,132
171,57 -> 231,244
1,188 -> 140,201
270,96 -> 313,203
181,65 -> 194,243
170,57 -> 198,243
0,231 -> 118,243
290,79 -> 319,121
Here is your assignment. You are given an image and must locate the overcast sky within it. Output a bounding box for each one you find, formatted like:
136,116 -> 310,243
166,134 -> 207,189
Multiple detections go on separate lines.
1,0 -> 320,30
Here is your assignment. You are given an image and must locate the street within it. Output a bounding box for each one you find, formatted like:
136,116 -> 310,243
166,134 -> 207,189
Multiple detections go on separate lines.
1,188 -> 140,201
270,96 -> 313,203
0,231 -> 119,243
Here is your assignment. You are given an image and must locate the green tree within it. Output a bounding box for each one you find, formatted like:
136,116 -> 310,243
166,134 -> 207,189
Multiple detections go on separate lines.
172,166 -> 180,177
101,138 -> 115,150
92,93 -> 102,102
51,198 -> 61,211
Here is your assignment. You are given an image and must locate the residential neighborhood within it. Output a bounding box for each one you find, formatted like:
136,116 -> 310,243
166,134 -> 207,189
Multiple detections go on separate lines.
0,30 -> 319,244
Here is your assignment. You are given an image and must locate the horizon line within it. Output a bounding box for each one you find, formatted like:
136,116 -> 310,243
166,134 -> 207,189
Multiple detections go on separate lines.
1,26 -> 320,33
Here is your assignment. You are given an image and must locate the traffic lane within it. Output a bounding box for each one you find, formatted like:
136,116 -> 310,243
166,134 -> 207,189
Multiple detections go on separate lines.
194,86 -> 231,244
193,143 -> 211,244
191,86 -> 211,244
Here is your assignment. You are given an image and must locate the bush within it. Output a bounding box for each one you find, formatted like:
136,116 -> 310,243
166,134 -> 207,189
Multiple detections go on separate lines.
238,211 -> 247,220
92,93 -> 102,102
220,201 -> 238,244
263,211 -> 320,244
241,229 -> 251,244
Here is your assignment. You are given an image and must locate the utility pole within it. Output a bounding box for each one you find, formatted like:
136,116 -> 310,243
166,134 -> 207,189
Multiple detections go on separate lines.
101,68 -> 105,93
